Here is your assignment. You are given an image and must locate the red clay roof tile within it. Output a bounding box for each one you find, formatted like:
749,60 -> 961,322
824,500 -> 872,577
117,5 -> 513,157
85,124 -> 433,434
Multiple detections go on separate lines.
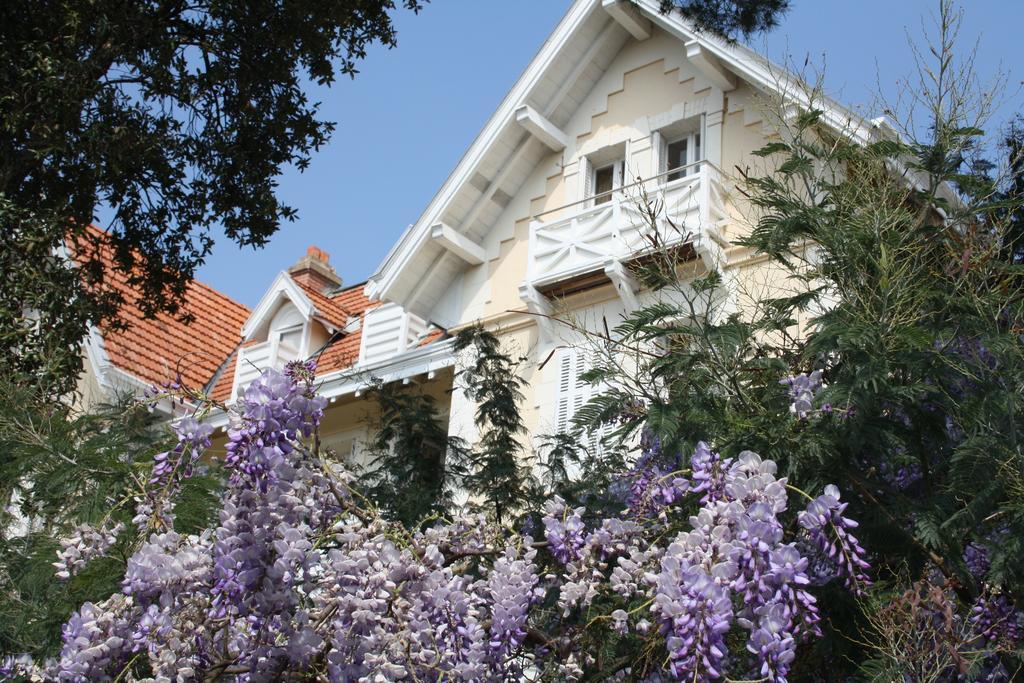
77,227 -> 249,393
80,227 -> 445,402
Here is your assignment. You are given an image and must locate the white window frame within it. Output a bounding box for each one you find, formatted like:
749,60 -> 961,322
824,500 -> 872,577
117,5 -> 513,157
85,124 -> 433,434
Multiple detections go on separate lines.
268,303 -> 309,369
653,116 -> 705,184
580,153 -> 625,208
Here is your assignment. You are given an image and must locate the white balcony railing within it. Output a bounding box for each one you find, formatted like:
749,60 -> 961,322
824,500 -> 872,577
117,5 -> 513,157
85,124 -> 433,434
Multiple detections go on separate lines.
233,339 -> 300,397
526,161 -> 727,289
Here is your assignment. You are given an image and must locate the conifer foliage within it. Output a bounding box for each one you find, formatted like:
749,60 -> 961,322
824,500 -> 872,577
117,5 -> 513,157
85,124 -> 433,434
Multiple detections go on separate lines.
453,327 -> 532,524
359,381 -> 468,527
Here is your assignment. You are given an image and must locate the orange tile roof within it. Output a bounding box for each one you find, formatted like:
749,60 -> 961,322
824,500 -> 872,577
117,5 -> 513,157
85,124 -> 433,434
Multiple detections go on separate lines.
77,227 -> 250,393
79,227 -> 446,403
294,278 -> 355,329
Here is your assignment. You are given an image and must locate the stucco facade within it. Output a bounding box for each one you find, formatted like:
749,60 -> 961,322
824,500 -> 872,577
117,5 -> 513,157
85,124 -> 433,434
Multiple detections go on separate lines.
365,1 -> 863,456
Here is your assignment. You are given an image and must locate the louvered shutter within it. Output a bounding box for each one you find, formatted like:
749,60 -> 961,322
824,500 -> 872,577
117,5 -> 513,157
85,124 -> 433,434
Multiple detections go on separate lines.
580,156 -> 593,207
554,348 -> 607,454
652,130 -> 665,178
555,352 -> 574,434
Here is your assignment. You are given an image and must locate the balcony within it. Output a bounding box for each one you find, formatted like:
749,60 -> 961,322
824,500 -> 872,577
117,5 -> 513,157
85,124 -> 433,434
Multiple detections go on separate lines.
526,161 -> 728,293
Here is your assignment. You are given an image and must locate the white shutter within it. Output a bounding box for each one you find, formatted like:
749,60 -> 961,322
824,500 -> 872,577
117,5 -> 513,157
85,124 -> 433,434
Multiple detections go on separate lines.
652,130 -> 665,177
580,156 -> 593,207
554,348 -> 607,453
612,159 -> 624,191
555,352 -> 574,433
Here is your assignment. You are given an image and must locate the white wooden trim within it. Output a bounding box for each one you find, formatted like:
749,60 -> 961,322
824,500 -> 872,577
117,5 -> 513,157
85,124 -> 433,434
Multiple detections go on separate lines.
684,40 -> 737,92
518,282 -> 554,341
457,133 -> 534,241
241,272 -> 316,340
515,104 -> 568,151
601,0 -> 651,40
430,222 -> 486,265
603,259 -> 640,312
206,339 -> 460,429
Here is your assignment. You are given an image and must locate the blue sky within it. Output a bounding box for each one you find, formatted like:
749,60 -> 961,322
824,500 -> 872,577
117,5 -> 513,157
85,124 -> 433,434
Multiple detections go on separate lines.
194,0 -> 1022,307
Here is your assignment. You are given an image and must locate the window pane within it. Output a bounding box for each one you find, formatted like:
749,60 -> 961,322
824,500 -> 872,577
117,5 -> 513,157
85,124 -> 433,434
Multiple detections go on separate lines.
667,139 -> 687,181
594,164 -> 614,204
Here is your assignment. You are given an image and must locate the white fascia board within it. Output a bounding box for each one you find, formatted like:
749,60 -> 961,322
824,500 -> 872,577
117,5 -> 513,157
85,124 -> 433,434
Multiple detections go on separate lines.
515,104 -> 568,151
365,0 -> 599,303
83,327 -> 169,411
203,339 -> 457,430
83,325 -> 113,390
318,338 -> 456,397
430,222 -> 486,265
241,271 -> 317,340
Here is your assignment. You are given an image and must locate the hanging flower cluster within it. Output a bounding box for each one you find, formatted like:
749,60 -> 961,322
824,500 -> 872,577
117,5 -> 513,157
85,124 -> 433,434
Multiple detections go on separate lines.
31,366 -> 870,682
548,445 -> 838,681
53,521 -> 125,580
780,370 -> 823,418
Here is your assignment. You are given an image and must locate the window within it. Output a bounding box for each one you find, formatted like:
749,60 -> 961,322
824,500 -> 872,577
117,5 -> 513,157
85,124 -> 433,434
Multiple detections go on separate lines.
582,155 -> 625,207
593,160 -> 623,205
664,132 -> 701,182
269,303 -> 306,365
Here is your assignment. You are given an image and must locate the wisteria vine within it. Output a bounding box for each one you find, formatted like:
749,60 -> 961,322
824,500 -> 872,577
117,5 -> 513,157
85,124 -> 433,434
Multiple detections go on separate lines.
21,365 -> 874,681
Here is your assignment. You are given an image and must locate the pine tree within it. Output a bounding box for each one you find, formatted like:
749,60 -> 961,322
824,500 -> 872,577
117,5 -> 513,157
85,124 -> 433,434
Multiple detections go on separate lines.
453,327 -> 532,524
358,381 -> 467,527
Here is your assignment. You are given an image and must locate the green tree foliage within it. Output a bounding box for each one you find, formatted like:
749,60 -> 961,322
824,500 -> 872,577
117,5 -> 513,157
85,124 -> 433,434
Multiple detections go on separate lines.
360,327 -> 533,526
0,0 -> 423,396
0,379 -> 221,657
453,327 -> 532,524
566,3 -> 1024,675
358,381 -> 467,527
659,0 -> 789,39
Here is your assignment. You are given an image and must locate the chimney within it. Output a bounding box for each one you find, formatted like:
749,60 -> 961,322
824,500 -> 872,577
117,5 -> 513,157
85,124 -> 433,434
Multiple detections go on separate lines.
288,245 -> 342,292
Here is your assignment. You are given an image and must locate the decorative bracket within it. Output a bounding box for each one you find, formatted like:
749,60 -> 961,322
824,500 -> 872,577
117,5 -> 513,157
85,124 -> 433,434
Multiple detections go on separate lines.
514,104 -> 568,152
685,40 -> 737,92
602,0 -> 652,40
518,282 -> 554,341
430,222 -> 486,265
603,258 -> 641,313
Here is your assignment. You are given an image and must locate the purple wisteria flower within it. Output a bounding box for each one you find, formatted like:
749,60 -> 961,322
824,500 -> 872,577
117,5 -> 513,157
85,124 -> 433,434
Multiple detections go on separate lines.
690,441 -> 735,504
542,496 -> 586,565
798,484 -> 871,594
780,370 -> 823,418
53,521 -> 125,580
43,365 -> 868,682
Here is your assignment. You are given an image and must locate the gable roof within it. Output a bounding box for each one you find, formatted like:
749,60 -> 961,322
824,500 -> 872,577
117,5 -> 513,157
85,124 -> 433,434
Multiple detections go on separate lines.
207,278 -> 448,403
78,226 -> 250,393
365,0 -> 876,324
79,227 -> 449,406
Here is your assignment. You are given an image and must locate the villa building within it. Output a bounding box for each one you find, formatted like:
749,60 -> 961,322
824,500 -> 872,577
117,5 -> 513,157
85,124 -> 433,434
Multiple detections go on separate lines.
80,0 -> 884,465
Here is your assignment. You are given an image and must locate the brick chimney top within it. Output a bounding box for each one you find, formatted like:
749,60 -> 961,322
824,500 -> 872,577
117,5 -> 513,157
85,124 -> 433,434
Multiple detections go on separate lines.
288,245 -> 342,291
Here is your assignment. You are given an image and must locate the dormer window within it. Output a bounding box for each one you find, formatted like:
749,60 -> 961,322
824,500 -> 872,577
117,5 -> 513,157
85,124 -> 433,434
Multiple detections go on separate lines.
269,302 -> 306,364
